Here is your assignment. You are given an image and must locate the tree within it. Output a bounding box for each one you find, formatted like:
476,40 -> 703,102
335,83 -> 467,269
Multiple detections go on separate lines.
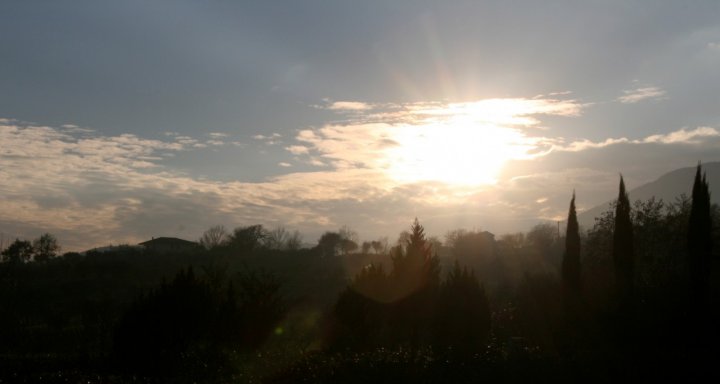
562,192 -> 582,297
498,232 -> 525,250
687,163 -> 713,307
331,264 -> 390,349
113,266 -> 284,377
613,176 -> 635,310
339,238 -> 358,255
199,225 -> 228,250
388,218 -> 440,347
561,192 -> 582,339
265,226 -> 291,250
427,236 -> 443,255
338,225 -> 359,245
1,239 -> 33,263
446,229 -> 496,265
391,218 -> 440,298
396,230 -> 411,250
263,226 -> 303,250
227,225 -> 267,253
33,233 -> 60,262
370,237 -> 388,255
317,231 -> 342,257
434,261 -> 491,355
318,228 -> 357,256
361,241 -> 372,254
527,222 -> 559,257
284,230 -> 303,251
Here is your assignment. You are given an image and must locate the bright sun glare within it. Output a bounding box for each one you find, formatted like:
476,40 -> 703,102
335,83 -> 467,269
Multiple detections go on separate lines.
383,101 -> 540,186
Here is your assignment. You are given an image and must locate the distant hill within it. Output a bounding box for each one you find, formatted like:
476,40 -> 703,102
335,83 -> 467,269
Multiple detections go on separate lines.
578,162 -> 720,229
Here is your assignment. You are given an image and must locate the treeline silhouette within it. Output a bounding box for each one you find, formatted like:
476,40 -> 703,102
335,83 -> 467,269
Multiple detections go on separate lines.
0,164 -> 718,382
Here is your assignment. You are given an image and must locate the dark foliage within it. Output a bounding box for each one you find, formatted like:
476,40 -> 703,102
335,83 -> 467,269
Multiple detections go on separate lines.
434,261 -> 491,355
3,172 -> 720,382
687,163 -> 713,307
612,176 -> 635,311
1,238 -> 33,264
112,266 -> 284,378
228,224 -> 268,252
562,192 -> 582,299
331,219 -> 489,356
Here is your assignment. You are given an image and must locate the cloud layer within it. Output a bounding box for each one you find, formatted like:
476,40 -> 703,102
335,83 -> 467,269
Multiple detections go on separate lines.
2,94 -> 719,251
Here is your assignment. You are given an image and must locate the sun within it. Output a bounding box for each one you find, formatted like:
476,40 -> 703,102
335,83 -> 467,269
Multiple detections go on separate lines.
382,102 -> 539,186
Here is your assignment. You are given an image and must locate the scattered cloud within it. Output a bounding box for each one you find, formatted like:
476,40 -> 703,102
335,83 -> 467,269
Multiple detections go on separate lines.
0,120 -> 400,250
327,101 -> 373,111
617,86 -> 667,104
286,145 -> 310,155
643,126 -> 719,144
559,126 -> 720,151
253,133 -> 283,145
3,94 -> 719,251
60,124 -> 94,134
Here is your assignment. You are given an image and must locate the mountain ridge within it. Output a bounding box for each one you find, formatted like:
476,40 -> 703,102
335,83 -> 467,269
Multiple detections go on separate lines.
578,162 -> 720,229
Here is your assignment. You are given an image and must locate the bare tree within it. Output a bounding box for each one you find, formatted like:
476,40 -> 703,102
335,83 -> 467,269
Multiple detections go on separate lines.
199,225 -> 229,250
285,230 -> 303,251
265,226 -> 291,250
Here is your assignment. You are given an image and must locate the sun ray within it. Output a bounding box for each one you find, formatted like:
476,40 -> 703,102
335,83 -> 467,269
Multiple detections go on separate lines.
381,101 -> 549,186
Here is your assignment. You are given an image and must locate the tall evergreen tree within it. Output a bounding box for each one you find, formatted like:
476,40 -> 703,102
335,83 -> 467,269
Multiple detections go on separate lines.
613,176 -> 635,309
562,192 -> 582,322
687,163 -> 712,306
562,191 -> 582,294
391,218 -> 440,299
389,218 -> 440,347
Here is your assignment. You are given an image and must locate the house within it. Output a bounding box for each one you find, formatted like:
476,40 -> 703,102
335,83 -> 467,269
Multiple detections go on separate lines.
138,237 -> 199,253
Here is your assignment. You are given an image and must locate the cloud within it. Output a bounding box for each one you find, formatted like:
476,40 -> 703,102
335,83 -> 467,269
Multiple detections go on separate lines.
327,101 -> 372,111
708,42 -> 720,51
0,120 -> 408,250
3,95 -> 719,252
286,145 -> 310,155
253,133 -> 283,145
558,126 -> 720,151
617,86 -> 667,104
292,98 -> 582,172
643,126 -> 719,144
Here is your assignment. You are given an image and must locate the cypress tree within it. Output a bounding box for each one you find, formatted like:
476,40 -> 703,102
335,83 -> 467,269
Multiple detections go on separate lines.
562,191 -> 582,326
613,176 -> 634,309
687,163 -> 712,307
562,191 -> 582,294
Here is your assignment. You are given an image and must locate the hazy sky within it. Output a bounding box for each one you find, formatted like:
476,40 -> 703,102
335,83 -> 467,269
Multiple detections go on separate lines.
2,1 -> 719,250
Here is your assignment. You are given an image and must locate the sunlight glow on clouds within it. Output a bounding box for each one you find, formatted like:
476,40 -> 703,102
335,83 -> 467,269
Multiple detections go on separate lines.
617,86 -> 667,104
559,127 -> 720,151
296,98 -> 582,185
2,97 -> 718,251
327,101 -> 373,111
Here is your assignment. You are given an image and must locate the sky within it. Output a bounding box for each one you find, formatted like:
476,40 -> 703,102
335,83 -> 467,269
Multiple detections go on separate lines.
1,1 -> 720,251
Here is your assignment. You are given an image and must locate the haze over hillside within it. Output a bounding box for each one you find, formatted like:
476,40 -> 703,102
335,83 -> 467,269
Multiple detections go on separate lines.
578,162 -> 720,229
